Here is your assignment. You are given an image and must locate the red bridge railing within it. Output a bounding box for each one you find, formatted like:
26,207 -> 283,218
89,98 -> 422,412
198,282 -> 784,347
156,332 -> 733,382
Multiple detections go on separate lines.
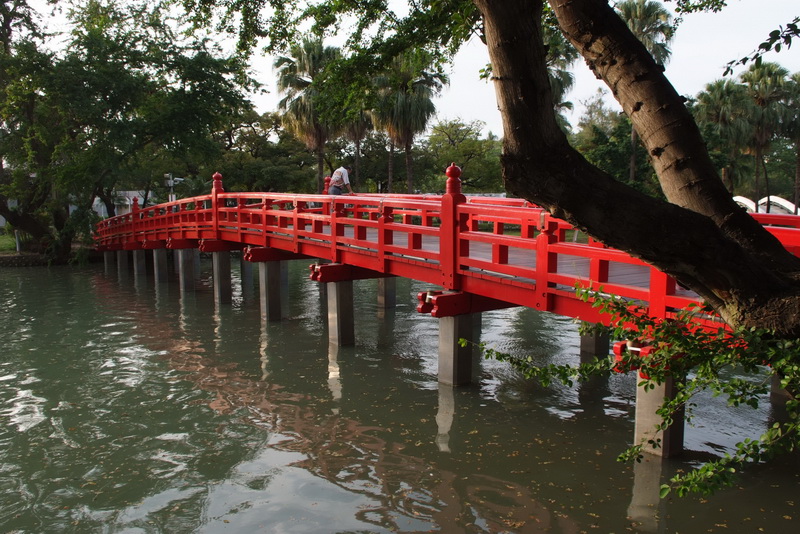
95,167 -> 800,328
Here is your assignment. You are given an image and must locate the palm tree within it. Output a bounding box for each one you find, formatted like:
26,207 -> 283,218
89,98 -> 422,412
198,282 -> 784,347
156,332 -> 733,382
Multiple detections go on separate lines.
616,0 -> 675,184
694,79 -> 754,193
784,73 -> 800,212
740,62 -> 789,210
342,109 -> 373,189
372,53 -> 448,193
274,38 -> 341,192
543,22 -> 579,132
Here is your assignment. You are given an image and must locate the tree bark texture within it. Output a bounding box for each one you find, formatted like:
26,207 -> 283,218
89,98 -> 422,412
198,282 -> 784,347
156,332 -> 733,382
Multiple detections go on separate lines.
473,0 -> 800,334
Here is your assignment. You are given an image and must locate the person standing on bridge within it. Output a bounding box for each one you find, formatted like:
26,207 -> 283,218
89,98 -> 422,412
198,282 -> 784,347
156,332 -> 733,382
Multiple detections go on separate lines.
329,165 -> 354,195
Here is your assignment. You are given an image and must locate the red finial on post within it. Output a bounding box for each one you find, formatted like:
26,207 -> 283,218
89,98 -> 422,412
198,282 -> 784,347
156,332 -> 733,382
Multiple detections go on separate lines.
132,196 -> 140,212
212,172 -> 224,193
445,162 -> 462,195
323,175 -> 331,195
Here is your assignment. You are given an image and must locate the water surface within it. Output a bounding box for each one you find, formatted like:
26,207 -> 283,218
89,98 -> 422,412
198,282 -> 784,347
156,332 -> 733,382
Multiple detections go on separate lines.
0,260 -> 797,533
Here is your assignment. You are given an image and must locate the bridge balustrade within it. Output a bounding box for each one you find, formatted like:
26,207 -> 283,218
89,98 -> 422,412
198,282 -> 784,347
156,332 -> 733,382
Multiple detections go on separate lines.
95,171 -> 800,330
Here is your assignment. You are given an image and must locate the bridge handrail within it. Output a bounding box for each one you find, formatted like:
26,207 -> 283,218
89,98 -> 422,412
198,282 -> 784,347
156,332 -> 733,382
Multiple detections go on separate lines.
94,171 -> 800,330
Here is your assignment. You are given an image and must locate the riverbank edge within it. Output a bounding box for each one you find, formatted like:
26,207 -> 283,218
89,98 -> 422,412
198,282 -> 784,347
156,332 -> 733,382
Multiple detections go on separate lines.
0,249 -> 103,268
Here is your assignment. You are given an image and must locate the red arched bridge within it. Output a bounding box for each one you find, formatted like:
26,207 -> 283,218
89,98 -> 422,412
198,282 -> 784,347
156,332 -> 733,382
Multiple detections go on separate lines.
94,165 -> 800,457
95,166 -> 800,330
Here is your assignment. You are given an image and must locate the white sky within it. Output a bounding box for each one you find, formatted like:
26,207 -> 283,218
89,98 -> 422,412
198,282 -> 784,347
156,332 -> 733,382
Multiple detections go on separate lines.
430,0 -> 800,135
35,0 -> 799,137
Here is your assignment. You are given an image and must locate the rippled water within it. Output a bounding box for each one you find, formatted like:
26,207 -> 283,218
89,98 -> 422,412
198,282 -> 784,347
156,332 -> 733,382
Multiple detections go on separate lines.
0,259 -> 797,533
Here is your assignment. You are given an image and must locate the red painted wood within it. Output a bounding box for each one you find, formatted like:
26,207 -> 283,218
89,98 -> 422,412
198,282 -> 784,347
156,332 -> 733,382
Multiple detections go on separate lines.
94,173 -> 800,331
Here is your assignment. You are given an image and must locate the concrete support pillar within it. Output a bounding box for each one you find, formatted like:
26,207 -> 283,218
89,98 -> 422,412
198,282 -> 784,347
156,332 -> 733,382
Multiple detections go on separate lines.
438,313 -> 476,386
377,277 -> 396,309
259,262 -> 285,322
133,249 -> 147,279
116,250 -> 129,278
634,375 -> 685,457
177,248 -> 195,292
104,251 -> 115,275
240,255 -> 254,299
327,280 -> 355,346
153,248 -> 169,284
579,327 -> 610,363
212,251 -> 232,305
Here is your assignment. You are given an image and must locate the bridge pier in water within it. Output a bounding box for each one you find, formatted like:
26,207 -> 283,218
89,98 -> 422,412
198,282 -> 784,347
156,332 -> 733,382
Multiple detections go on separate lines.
327,280 -> 355,346
104,250 -> 115,275
176,249 -> 195,292
133,249 -> 147,280
115,250 -> 129,279
377,277 -> 396,309
579,329 -> 610,362
634,376 -> 685,457
438,314 -> 478,386
153,248 -> 169,284
259,261 -> 287,322
212,251 -> 232,305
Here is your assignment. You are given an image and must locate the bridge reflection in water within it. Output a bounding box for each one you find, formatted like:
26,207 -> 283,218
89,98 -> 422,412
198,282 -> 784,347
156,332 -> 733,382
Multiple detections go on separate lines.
1,263 -> 795,532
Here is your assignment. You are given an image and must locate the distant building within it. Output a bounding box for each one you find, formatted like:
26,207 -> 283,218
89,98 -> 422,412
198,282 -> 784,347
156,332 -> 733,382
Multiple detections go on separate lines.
91,191 -> 147,218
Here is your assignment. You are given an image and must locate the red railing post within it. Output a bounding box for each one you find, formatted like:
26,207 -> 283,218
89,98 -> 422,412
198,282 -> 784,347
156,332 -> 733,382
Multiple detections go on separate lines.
439,163 -> 466,289
212,172 -> 224,239
132,196 -> 140,242
649,268 -> 676,320
535,212 -> 558,311
322,176 -> 332,216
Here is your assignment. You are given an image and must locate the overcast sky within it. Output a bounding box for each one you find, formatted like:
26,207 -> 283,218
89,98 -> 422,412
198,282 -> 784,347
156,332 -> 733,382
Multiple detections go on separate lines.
428,0 -> 800,136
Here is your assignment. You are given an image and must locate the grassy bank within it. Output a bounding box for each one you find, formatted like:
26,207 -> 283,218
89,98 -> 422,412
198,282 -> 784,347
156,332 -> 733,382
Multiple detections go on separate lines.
0,233 -> 17,253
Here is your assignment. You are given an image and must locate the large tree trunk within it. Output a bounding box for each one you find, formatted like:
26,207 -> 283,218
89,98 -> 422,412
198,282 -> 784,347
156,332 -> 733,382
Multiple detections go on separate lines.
473,0 -> 800,335
0,198 -> 51,243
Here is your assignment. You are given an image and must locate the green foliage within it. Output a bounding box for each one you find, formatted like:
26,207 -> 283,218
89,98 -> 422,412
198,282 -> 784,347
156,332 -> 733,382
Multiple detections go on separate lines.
1,0 -> 255,258
0,233 -> 16,252
573,114 -> 660,196
724,16 -> 800,75
690,62 -> 799,201
476,287 -> 800,498
422,119 -> 502,193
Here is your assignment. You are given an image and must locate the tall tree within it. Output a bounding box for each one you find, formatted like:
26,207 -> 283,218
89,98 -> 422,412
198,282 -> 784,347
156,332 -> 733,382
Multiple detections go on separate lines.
615,0 -> 675,186
1,0 -> 253,258
693,79 -> 754,193
784,73 -> 800,212
425,119 -> 502,191
342,109 -> 372,188
372,52 -> 447,193
740,61 -> 789,210
274,37 -> 341,193
542,18 -> 580,131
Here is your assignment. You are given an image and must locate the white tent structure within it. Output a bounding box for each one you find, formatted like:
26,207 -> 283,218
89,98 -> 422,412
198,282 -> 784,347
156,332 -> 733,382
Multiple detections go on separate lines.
733,195 -> 797,214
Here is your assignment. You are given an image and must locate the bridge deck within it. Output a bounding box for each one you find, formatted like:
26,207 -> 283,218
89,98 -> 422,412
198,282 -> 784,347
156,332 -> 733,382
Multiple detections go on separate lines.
95,185 -> 800,329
